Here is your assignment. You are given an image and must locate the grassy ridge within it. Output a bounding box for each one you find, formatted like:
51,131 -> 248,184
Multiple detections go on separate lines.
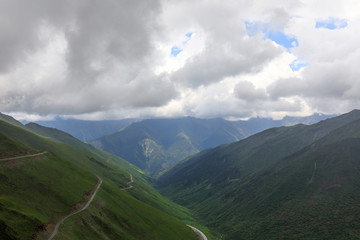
0,131 -> 37,158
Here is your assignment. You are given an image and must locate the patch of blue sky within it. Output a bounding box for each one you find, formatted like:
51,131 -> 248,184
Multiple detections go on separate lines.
267,31 -> 298,49
290,59 -> 308,71
171,32 -> 194,57
315,17 -> 347,30
244,21 -> 267,37
185,32 -> 194,38
244,20 -> 298,51
182,32 -> 193,45
171,46 -> 183,57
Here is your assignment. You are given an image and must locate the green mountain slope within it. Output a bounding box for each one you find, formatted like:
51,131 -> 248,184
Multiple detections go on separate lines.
222,137 -> 360,239
0,134 -> 97,240
0,113 -> 25,128
159,110 -> 360,186
158,110 -> 360,239
25,122 -> 120,165
0,131 -> 37,158
0,117 -> 203,239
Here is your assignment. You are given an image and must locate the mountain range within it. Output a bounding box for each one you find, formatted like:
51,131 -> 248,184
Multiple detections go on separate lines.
158,109 -> 360,239
34,118 -> 137,142
3,109 -> 357,240
90,113 -> 334,175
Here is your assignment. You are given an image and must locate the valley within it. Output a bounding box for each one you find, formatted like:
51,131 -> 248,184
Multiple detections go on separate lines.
1,1 -> 357,239
0,114 -> 207,240
1,110 -> 360,239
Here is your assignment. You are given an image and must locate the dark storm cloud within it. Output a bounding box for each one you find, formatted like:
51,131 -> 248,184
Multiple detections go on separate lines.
63,0 -> 161,83
0,0 -> 160,74
0,0 -> 179,115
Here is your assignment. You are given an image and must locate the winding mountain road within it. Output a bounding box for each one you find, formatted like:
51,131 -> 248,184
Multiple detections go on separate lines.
0,151 -> 48,161
186,224 -> 208,240
120,174 -> 133,190
48,176 -> 103,240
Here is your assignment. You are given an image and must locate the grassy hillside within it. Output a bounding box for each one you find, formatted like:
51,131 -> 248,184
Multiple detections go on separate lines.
0,137 -> 97,240
158,110 -> 360,239
54,181 -> 197,240
0,113 -> 25,128
0,117 -> 206,239
0,131 -> 37,158
221,138 -> 360,239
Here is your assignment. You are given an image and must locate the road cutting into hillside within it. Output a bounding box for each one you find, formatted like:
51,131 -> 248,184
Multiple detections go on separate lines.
120,174 -> 133,190
186,225 -> 208,240
0,151 -> 48,161
48,176 -> 103,240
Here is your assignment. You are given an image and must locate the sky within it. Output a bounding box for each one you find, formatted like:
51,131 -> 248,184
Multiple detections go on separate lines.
1,0 -> 360,121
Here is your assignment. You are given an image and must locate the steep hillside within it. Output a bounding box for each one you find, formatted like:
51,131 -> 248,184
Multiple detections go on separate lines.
0,117 -> 206,239
0,113 -> 25,128
0,134 -> 97,240
158,110 -> 360,239
220,137 -> 360,239
0,131 -> 36,158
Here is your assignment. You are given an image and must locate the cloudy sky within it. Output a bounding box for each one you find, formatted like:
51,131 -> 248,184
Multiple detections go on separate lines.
1,0 -> 360,121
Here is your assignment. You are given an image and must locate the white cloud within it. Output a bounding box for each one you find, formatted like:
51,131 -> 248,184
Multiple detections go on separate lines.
1,0 -> 360,120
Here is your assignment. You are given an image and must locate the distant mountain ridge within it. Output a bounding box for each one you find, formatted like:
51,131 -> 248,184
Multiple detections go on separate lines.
91,117 -> 247,174
90,113 -> 334,175
34,118 -> 137,142
158,110 -> 360,239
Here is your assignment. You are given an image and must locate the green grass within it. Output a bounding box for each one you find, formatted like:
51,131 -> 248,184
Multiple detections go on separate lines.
0,152 -> 96,240
24,119 -> 217,236
55,181 -> 197,240
158,110 -> 360,239
221,138 -> 360,239
0,117 -> 208,239
0,131 -> 37,158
